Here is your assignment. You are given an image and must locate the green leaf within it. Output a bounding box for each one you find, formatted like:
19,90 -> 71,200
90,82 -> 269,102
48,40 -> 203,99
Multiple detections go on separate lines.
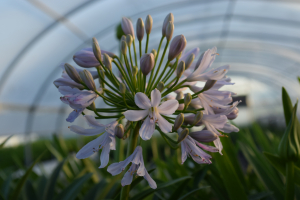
264,152 -> 300,185
83,180 -> 107,200
282,87 -> 294,126
43,159 -> 66,200
177,187 -> 209,200
0,135 -> 13,149
131,176 -> 192,200
9,151 -> 45,200
25,180 -> 38,200
298,76 -> 300,84
168,178 -> 191,200
248,191 -> 273,200
54,173 -> 92,200
1,174 -> 12,200
214,138 -> 248,200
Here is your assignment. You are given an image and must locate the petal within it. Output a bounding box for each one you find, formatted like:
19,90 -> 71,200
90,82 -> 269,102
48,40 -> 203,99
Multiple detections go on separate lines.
85,115 -> 104,128
66,108 -> 84,123
151,89 -> 161,107
143,170 -> 157,189
76,136 -> 102,159
58,86 -> 81,95
214,137 -> 223,154
158,100 -> 179,115
156,113 -> 172,133
99,144 -> 111,168
121,171 -> 134,186
139,117 -> 155,140
107,154 -> 134,176
219,123 -> 239,133
124,110 -> 148,121
69,125 -> 105,136
181,142 -> 188,164
135,92 -> 151,109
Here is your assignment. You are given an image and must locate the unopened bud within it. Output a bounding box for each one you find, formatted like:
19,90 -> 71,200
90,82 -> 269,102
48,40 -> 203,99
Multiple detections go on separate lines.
192,111 -> 203,125
168,35 -> 187,61
176,92 -> 184,100
119,83 -> 126,94
162,13 -> 174,36
136,18 -> 144,41
126,34 -> 133,47
203,80 -> 217,91
226,107 -> 239,120
184,93 -> 192,107
151,49 -> 157,58
165,21 -> 174,41
80,70 -> 96,90
103,53 -> 112,71
121,35 -> 126,42
89,102 -> 96,111
98,69 -> 105,86
64,63 -> 82,83
189,130 -> 217,143
176,52 -> 183,60
157,82 -> 164,92
132,66 -> 138,76
174,113 -> 184,131
185,53 -> 195,70
92,37 -> 102,62
178,128 -> 189,143
121,17 -> 134,39
120,40 -> 127,55
140,53 -> 155,76
115,124 -> 124,139
176,61 -> 185,78
145,15 -> 153,35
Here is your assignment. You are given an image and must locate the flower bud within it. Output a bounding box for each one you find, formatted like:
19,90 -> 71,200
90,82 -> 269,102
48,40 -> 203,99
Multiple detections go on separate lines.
80,70 -> 96,90
64,63 -> 82,83
92,37 -> 102,62
126,34 -> 133,47
203,80 -> 217,91
227,107 -> 239,120
103,53 -> 112,71
165,21 -> 174,41
115,124 -> 124,139
132,66 -> 138,76
192,111 -> 203,126
278,102 -> 300,162
121,17 -> 134,39
178,128 -> 189,143
185,53 -> 195,70
184,93 -> 192,107
151,49 -> 157,58
89,102 -> 96,111
189,130 -> 217,143
119,83 -> 126,94
136,18 -> 144,41
145,15 -> 153,35
120,40 -> 127,55
176,91 -> 184,100
162,13 -> 174,36
168,35 -> 187,61
121,35 -> 126,42
140,53 -> 155,76
174,113 -> 184,131
157,82 -> 164,92
176,61 -> 185,78
98,69 -> 105,86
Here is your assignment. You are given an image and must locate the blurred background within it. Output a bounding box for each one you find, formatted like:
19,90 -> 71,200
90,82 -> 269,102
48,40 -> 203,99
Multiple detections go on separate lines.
1,0 -> 300,199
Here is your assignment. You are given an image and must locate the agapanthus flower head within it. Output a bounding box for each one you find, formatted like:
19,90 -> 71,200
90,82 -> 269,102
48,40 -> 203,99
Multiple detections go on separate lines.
53,12 -> 240,193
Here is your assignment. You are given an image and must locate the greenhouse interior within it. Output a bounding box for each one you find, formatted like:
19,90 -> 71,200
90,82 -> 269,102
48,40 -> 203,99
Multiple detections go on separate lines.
1,0 -> 300,200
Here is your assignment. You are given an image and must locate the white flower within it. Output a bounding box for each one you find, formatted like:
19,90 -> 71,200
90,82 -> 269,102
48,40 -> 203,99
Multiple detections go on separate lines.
179,128 -> 218,164
124,89 -> 179,140
69,115 -> 117,168
185,47 -> 229,82
107,146 -> 157,189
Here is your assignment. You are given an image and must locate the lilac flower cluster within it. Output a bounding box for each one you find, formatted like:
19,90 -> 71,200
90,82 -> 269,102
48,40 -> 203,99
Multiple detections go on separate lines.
53,13 -> 239,191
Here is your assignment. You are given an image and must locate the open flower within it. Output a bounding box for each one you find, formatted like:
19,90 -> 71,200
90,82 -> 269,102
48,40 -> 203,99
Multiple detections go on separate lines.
69,115 -> 117,168
107,146 -> 156,189
124,89 -> 179,140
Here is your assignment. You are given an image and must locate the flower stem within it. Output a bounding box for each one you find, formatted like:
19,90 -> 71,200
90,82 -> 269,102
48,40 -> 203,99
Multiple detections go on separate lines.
145,34 -> 149,53
120,123 -> 140,200
285,161 -> 295,200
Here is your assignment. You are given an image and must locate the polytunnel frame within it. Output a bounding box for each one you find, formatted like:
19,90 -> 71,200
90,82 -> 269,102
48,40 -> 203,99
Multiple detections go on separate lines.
1,0 -> 300,163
